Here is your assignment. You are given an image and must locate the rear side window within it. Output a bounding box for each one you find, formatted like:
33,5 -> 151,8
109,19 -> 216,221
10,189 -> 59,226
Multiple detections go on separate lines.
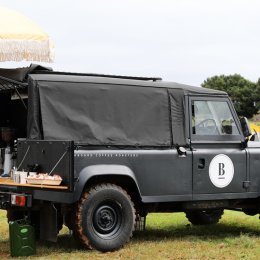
191,100 -> 239,136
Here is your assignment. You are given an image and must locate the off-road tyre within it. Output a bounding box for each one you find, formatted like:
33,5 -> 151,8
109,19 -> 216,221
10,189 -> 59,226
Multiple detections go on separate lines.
186,209 -> 224,225
74,183 -> 136,252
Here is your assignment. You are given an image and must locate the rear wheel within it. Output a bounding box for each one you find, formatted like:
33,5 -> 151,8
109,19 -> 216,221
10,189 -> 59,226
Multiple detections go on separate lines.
74,183 -> 136,252
186,209 -> 224,225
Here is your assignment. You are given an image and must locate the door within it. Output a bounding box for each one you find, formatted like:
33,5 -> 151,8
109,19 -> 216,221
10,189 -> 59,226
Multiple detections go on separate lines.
190,97 -> 247,199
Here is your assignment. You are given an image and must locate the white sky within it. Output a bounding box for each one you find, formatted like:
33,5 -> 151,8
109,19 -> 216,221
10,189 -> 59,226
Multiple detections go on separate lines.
1,0 -> 260,86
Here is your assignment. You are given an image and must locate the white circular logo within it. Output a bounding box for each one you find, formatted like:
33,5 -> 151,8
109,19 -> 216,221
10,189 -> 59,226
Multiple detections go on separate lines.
209,154 -> 234,188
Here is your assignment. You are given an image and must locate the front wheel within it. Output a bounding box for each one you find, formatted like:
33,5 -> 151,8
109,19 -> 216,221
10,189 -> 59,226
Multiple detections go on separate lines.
185,209 -> 224,225
74,183 -> 136,252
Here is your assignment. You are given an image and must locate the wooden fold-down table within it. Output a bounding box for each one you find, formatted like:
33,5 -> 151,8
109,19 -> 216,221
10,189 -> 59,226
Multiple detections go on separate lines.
0,178 -> 68,190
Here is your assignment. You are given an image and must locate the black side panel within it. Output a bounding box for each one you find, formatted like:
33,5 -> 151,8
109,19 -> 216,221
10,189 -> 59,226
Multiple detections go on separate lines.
17,140 -> 74,191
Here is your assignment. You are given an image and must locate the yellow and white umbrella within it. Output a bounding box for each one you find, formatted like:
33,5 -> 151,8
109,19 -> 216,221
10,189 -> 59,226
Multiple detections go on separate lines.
0,6 -> 54,62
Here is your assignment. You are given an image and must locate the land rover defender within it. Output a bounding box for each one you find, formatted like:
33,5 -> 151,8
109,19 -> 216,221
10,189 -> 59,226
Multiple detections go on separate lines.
0,64 -> 259,252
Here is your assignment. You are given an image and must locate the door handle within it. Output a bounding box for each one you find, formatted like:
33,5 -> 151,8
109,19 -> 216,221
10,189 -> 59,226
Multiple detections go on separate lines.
198,158 -> 205,169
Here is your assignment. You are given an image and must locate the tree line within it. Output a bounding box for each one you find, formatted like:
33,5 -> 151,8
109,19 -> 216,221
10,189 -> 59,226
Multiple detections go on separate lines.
202,75 -> 260,118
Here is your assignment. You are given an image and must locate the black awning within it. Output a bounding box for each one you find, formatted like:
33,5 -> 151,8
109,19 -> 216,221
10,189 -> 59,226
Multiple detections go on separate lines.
0,64 -> 52,93
0,64 -> 52,82
0,75 -> 27,92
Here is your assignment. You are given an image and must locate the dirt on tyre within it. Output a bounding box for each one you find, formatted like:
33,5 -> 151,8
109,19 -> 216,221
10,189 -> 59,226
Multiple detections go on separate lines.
74,183 -> 136,252
185,209 -> 224,225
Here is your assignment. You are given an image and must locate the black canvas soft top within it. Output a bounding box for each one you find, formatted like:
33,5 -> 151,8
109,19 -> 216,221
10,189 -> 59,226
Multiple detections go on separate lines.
26,72 -> 227,147
0,65 -> 228,147
0,65 -> 227,96
27,72 -> 227,96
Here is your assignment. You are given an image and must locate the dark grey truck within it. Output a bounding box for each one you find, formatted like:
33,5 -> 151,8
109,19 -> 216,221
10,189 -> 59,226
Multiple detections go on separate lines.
0,65 -> 259,252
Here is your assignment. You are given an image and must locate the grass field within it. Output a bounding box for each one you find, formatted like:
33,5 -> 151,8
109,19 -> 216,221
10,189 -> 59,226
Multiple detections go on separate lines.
0,210 -> 259,259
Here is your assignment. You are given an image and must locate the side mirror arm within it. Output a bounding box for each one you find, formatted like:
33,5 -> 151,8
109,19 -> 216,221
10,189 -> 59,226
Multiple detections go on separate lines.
241,138 -> 249,149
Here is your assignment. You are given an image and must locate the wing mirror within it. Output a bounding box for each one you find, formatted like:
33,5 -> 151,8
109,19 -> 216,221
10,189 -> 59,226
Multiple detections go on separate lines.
240,117 -> 252,138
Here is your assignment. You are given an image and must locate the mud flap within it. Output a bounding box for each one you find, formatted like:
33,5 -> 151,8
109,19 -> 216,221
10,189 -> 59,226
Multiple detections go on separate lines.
40,203 -> 58,242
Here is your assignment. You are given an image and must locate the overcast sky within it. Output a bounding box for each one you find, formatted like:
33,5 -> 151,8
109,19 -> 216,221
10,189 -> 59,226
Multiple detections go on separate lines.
1,0 -> 260,86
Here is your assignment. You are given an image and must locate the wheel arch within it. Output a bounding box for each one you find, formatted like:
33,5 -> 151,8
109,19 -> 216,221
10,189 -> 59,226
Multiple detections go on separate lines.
73,165 -> 142,205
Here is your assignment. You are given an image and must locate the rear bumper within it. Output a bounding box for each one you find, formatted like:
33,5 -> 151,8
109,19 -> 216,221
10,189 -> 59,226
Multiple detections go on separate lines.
0,191 -> 32,209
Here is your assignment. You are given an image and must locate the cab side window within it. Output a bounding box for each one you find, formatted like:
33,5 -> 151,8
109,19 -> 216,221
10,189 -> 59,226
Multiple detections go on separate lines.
192,100 -> 239,136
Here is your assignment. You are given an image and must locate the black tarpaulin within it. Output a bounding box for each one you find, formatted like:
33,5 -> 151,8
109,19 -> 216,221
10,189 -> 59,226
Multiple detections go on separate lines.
26,73 -> 227,147
28,76 -> 172,146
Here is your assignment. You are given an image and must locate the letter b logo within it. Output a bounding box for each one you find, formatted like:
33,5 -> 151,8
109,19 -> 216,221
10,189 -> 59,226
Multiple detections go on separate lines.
219,163 -> 225,176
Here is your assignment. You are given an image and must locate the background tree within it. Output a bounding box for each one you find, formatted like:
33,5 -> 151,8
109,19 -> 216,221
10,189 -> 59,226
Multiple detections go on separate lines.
202,74 -> 260,118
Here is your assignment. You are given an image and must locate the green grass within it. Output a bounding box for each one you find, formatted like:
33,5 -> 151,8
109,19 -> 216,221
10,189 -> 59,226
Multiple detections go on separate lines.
0,210 -> 259,259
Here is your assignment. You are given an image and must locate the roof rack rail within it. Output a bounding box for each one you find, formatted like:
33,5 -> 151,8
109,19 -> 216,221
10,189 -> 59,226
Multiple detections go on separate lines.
34,70 -> 162,82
